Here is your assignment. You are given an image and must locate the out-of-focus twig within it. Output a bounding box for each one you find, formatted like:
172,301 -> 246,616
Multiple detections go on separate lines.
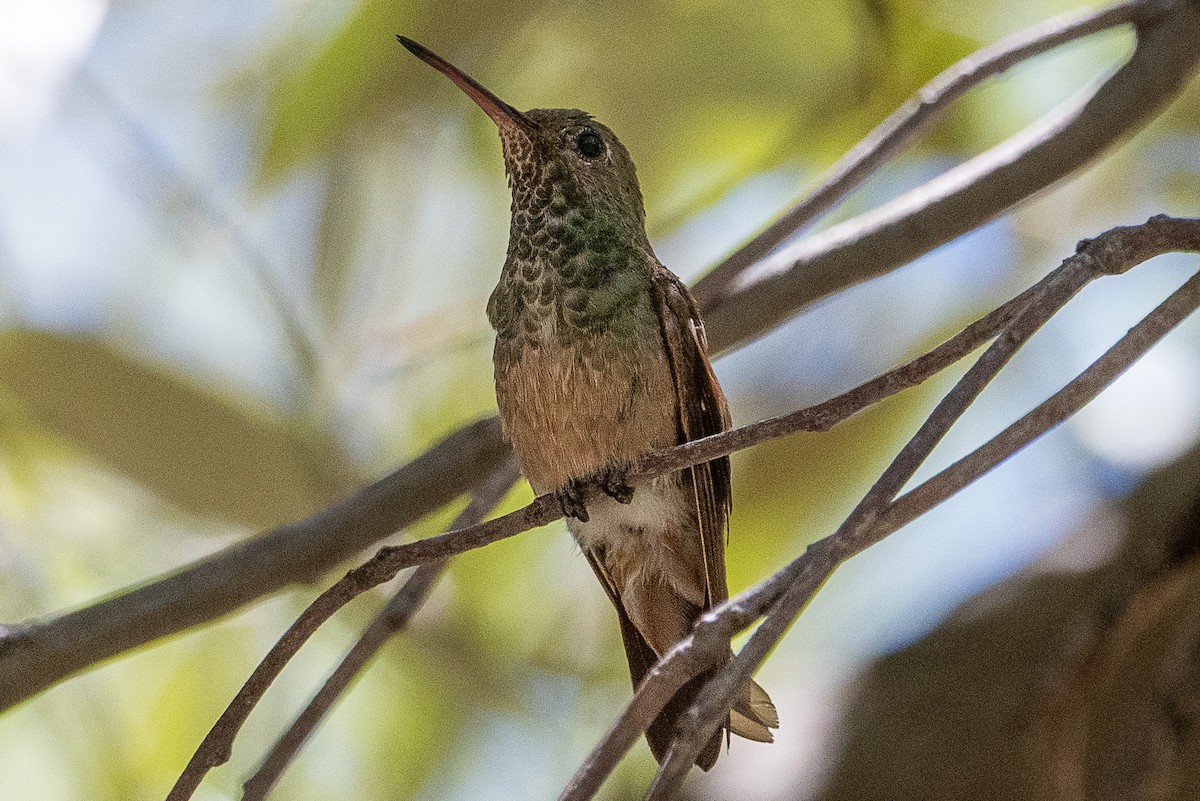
240,457 -> 520,801
699,0 -> 1200,354
692,0 -> 1157,313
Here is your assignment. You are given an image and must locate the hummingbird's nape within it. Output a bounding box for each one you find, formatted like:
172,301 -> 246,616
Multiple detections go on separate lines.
396,36 -> 538,135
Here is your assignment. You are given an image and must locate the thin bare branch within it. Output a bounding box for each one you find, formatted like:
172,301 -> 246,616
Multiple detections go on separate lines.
165,260 -> 1031,800
645,272 -> 1052,478
648,251 -> 1095,799
882,278 -> 1200,538
171,217 -> 1200,801
644,217 -> 1200,799
558,604 -> 750,801
166,490 -> 560,801
241,457 -> 520,801
0,234 -> 1039,716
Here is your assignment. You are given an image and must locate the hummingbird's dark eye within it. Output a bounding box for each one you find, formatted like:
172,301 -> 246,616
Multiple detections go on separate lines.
576,130 -> 605,159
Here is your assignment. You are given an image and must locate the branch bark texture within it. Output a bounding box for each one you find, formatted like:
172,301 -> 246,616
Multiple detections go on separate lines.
0,417 -> 509,711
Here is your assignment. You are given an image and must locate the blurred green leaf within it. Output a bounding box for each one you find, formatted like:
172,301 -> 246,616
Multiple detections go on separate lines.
0,329 -> 334,529
260,0 -> 555,180
259,0 -> 413,179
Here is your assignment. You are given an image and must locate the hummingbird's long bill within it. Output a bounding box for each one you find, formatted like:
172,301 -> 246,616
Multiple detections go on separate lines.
397,36 -> 538,135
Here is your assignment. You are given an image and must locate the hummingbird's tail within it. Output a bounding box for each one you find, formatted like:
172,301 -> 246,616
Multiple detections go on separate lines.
585,547 -> 779,769
729,678 -> 779,743
617,611 -> 778,769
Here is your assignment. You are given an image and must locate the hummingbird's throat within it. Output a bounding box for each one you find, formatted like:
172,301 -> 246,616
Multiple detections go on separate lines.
499,131 -> 539,191
492,121 -> 656,355
494,180 -> 657,360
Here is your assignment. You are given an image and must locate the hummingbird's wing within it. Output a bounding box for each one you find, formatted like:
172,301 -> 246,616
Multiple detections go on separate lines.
649,266 -> 732,609
581,548 -> 654,681
650,266 -> 779,746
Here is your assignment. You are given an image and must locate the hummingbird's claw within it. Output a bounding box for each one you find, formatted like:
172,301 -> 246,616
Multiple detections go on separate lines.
601,467 -> 634,505
557,479 -> 590,522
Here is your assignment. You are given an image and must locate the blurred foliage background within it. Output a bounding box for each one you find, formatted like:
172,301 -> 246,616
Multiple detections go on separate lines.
1,0 -> 1198,799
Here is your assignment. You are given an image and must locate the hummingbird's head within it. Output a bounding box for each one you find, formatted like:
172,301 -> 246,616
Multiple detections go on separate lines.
398,37 -> 647,236
507,108 -> 645,227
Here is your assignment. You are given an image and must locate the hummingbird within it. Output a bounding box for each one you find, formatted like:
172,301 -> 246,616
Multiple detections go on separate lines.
398,36 -> 777,769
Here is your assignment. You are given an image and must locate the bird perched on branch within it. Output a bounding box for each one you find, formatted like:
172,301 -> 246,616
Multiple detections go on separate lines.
398,36 -> 777,769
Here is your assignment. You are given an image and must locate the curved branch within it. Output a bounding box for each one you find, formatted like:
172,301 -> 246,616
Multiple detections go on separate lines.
701,0 -> 1200,354
0,216 -> 1039,714
0,417 -> 510,712
692,0 -> 1156,312
163,279 -> 1034,798
240,458 -> 520,801
171,217 -> 1200,801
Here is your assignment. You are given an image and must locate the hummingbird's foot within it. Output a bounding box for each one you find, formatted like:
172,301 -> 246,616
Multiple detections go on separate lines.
601,466 -> 634,505
556,479 -> 590,523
